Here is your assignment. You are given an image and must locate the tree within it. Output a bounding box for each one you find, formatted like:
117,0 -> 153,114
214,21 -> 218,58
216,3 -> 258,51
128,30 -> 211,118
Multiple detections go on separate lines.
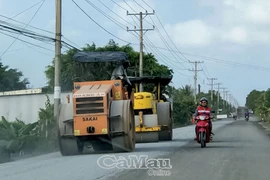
173,85 -> 196,126
245,88 -> 270,122
0,62 -> 30,91
245,89 -> 264,111
44,40 -> 173,92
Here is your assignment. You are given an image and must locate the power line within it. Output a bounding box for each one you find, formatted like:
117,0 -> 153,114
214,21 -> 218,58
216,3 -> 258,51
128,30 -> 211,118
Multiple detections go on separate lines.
215,82 -> 222,113
123,0 -> 152,25
7,0 -> 44,21
133,0 -> 147,11
1,6 -> 188,77
72,0 -> 135,45
0,0 -> 45,59
113,1 -> 191,73
85,0 -> 140,42
85,0 -> 127,29
0,14 -> 81,49
189,61 -> 203,102
84,0 -> 190,76
97,0 -> 135,27
131,0 -> 190,67
141,0 -> 153,10
0,21 -> 80,51
0,31 -> 54,52
140,0 -> 190,63
79,0 -> 265,72
155,48 -> 270,71
143,44 -> 192,77
207,77 -> 218,104
148,15 -> 188,68
127,10 -> 155,91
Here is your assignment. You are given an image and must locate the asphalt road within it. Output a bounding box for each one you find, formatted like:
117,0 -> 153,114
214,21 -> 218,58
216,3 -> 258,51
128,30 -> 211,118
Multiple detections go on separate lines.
112,117 -> 270,180
1,118 -> 269,180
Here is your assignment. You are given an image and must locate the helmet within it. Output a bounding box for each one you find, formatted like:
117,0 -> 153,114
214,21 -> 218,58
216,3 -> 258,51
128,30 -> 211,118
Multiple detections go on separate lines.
200,97 -> 208,102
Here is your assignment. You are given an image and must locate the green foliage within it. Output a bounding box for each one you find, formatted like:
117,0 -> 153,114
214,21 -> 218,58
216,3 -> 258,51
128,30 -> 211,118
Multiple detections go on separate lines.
0,62 -> 30,91
245,90 -> 264,111
0,95 -> 57,163
35,95 -> 58,153
246,89 -> 270,122
0,140 -> 10,163
44,40 -> 173,92
0,39 -> 235,163
0,116 -> 38,154
173,85 -> 196,126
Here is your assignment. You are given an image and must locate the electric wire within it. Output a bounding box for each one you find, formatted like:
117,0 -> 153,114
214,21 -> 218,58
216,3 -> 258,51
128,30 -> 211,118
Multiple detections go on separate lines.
72,0 -> 136,45
0,14 -> 81,49
0,0 -> 45,58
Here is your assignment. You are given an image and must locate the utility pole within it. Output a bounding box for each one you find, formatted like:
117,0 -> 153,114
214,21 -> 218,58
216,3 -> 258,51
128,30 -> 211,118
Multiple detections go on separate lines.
220,87 -> 227,109
189,61 -> 203,103
207,78 -> 217,104
127,10 -> 155,92
215,83 -> 222,113
227,94 -> 232,111
54,0 -> 62,119
225,91 -> 229,108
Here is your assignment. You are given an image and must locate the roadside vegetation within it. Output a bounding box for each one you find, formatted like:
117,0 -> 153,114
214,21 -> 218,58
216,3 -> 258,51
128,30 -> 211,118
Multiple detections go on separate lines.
246,89 -> 270,122
0,40 -> 234,163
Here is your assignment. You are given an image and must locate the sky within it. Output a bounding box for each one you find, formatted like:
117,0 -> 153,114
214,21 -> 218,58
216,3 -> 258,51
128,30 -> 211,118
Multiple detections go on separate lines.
1,0 -> 270,106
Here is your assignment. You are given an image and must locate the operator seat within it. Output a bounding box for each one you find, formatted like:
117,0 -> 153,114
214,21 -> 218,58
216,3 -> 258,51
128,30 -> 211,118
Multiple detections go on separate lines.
111,62 -> 132,98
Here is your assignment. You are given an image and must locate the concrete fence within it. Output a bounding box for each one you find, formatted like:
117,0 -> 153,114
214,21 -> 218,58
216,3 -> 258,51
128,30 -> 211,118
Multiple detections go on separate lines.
0,91 -> 73,124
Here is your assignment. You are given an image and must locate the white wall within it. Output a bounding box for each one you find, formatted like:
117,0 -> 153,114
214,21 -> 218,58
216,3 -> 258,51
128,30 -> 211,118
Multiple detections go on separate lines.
0,92 -> 72,124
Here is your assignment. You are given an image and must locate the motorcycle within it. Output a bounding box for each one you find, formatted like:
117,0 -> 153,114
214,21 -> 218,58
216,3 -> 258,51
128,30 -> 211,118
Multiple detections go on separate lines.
195,110 -> 215,148
233,115 -> 237,120
245,116 -> 249,121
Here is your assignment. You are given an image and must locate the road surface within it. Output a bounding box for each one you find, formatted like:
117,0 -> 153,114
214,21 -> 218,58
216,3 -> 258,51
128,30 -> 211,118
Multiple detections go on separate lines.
112,117 -> 270,180
1,118 -> 269,180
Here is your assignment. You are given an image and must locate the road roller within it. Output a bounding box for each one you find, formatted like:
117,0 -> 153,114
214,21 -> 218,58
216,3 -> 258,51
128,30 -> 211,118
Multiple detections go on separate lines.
57,51 -> 135,156
128,76 -> 173,143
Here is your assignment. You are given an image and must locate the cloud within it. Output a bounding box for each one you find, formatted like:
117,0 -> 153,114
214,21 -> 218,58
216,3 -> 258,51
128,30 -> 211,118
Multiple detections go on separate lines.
164,20 -> 214,47
222,0 -> 270,25
0,0 -> 4,11
222,26 -> 248,44
113,0 -> 270,48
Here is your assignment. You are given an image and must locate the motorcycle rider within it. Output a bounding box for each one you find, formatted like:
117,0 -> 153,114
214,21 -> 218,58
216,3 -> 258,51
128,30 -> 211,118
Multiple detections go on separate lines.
245,111 -> 249,118
232,112 -> 237,119
193,97 -> 214,140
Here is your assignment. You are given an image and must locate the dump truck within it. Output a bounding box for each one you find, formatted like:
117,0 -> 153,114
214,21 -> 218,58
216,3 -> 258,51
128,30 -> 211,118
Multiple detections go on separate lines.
57,51 -> 136,156
128,76 -> 173,143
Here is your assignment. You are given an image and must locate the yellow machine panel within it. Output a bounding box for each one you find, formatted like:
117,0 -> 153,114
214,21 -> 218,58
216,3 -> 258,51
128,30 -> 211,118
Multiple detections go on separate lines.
134,92 -> 154,110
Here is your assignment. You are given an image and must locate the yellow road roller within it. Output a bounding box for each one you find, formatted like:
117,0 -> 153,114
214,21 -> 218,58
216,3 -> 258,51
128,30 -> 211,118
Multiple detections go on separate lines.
129,76 -> 173,143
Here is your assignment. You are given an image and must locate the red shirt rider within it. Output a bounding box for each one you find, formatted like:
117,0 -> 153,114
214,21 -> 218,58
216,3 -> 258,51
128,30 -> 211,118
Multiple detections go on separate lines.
193,97 -> 213,140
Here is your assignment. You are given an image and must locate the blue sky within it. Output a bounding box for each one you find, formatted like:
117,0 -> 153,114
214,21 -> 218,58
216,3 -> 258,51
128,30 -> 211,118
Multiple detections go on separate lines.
1,0 -> 270,106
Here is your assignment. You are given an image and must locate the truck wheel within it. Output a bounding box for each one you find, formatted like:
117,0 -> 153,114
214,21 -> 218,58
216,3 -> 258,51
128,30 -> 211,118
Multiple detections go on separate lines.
110,100 -> 135,152
157,102 -> 173,141
135,114 -> 159,143
58,104 -> 84,156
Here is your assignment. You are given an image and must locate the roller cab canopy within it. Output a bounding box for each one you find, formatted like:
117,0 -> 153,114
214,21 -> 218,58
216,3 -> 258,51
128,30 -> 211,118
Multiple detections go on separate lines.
128,76 -> 173,86
73,51 -> 129,64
